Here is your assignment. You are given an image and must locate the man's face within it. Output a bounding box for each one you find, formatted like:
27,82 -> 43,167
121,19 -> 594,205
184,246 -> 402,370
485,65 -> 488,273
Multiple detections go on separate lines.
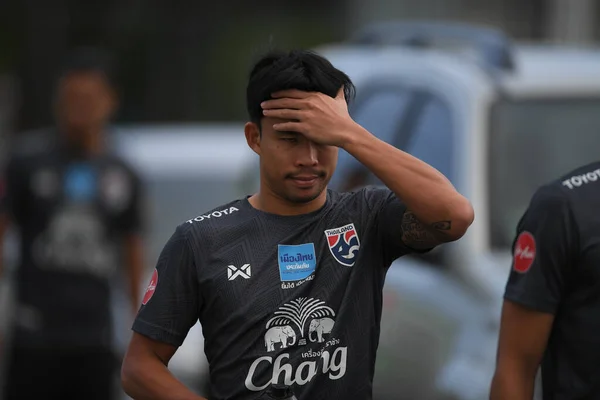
55,71 -> 116,141
246,117 -> 338,204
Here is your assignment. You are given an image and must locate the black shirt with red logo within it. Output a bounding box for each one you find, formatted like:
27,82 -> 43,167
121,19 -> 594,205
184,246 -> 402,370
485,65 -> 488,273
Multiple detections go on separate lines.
0,136 -> 143,349
133,187 -> 430,400
504,161 -> 600,399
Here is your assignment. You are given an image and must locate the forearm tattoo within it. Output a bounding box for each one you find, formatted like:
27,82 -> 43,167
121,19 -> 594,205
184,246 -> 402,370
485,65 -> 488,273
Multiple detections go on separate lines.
401,210 -> 452,248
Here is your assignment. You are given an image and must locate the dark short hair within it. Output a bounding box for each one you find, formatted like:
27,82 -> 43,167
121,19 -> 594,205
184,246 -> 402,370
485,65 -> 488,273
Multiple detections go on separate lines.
246,49 -> 356,126
58,46 -> 118,88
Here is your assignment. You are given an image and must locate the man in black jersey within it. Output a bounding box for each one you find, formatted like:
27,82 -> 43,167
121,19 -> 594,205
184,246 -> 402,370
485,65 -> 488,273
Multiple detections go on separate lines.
122,49 -> 475,400
490,162 -> 600,400
0,48 -> 145,400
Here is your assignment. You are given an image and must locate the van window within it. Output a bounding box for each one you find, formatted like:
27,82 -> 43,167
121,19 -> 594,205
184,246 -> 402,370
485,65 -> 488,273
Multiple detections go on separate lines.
404,96 -> 455,181
331,89 -> 412,190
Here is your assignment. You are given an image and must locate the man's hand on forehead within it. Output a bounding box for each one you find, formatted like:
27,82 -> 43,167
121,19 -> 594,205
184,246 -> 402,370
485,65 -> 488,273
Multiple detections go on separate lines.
263,88 -> 345,106
261,88 -> 358,147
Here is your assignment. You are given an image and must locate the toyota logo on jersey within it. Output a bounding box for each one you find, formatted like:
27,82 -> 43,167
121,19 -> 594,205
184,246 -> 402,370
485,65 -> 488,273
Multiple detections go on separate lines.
513,231 -> 536,273
324,223 -> 361,267
142,268 -> 158,305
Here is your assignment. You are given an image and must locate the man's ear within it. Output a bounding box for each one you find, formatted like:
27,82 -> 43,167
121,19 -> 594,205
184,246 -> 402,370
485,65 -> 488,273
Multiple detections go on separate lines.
244,122 -> 261,155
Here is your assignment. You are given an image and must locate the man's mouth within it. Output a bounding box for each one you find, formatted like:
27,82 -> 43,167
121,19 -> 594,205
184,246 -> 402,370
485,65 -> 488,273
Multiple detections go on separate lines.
288,174 -> 322,187
292,175 -> 319,181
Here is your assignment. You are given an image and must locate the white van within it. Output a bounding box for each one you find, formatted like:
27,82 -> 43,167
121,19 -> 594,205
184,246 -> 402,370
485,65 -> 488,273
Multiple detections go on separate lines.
316,21 -> 600,400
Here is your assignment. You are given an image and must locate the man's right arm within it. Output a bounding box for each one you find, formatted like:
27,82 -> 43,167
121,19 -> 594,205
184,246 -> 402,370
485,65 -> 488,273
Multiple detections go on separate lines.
121,225 -> 205,400
490,185 -> 577,399
122,333 -> 206,400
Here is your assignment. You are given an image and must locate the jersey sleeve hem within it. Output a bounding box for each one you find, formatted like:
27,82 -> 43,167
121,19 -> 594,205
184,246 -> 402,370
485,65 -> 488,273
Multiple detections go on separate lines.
503,288 -> 557,315
132,318 -> 186,347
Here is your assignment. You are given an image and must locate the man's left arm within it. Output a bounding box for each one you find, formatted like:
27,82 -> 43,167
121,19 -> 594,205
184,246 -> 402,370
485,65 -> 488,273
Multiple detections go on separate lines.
343,125 -> 474,250
262,88 -> 474,250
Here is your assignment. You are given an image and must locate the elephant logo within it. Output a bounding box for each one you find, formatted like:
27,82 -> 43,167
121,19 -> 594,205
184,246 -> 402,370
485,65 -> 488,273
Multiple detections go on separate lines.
264,297 -> 336,351
308,317 -> 335,343
264,325 -> 297,352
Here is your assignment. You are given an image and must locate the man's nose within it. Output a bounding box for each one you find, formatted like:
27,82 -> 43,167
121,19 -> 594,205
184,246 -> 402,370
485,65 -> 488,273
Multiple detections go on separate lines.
295,141 -> 319,167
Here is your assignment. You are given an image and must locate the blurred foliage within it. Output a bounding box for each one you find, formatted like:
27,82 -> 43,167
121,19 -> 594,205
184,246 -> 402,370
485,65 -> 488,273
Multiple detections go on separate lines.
196,18 -> 343,122
0,0 -> 580,130
0,0 -> 346,130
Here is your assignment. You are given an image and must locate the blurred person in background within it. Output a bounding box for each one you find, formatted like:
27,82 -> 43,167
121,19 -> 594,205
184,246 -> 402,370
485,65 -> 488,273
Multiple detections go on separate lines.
121,49 -> 474,400
0,48 -> 145,400
490,161 -> 600,399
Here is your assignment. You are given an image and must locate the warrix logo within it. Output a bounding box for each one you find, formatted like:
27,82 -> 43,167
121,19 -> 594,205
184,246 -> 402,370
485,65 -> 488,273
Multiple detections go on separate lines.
227,264 -> 251,281
245,297 -> 347,392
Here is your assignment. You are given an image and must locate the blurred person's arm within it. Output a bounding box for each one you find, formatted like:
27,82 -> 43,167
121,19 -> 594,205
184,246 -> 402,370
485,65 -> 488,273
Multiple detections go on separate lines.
0,214 -> 6,355
119,170 -> 146,315
125,234 -> 144,315
122,333 -> 206,400
123,225 -> 204,399
0,156 -> 24,279
0,155 -> 24,355
490,185 -> 577,400
0,213 -> 7,278
0,169 -> 9,279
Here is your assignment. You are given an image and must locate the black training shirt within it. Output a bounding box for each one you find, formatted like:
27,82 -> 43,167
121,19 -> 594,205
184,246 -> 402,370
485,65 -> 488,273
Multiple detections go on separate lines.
134,187 -> 431,400
505,161 -> 600,399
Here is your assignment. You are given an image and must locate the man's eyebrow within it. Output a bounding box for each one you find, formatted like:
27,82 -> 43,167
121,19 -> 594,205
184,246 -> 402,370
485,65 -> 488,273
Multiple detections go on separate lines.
277,131 -> 299,135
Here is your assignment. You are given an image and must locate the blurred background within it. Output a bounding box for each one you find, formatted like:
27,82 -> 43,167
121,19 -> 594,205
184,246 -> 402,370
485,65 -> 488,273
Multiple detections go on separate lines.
1,0 -> 600,399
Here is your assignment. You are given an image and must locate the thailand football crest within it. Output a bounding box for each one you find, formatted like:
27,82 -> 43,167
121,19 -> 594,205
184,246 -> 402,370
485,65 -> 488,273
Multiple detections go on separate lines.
324,223 -> 361,267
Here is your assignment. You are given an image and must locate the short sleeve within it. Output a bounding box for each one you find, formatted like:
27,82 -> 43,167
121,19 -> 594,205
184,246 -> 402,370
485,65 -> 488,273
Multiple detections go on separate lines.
362,186 -> 416,265
132,225 -> 200,347
0,156 -> 27,223
504,186 -> 578,314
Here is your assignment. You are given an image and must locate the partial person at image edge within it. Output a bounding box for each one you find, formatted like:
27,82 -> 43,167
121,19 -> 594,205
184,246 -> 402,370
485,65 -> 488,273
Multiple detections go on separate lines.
491,162 -> 600,399
0,47 -> 145,400
121,49 -> 474,400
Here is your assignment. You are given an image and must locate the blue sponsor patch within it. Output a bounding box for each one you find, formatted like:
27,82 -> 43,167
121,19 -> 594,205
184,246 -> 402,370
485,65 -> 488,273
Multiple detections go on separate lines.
64,163 -> 97,202
277,243 -> 317,282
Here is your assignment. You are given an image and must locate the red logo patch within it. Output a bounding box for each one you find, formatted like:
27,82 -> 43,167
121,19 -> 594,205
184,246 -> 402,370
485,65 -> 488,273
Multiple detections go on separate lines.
513,231 -> 536,273
142,268 -> 158,305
